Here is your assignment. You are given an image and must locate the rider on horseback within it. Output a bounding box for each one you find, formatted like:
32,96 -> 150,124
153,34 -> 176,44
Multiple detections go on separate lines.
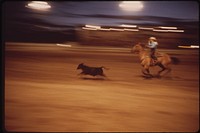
147,37 -> 158,65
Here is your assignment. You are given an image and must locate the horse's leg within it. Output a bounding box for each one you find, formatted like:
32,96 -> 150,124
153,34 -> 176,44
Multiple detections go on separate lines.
162,65 -> 172,76
142,68 -> 149,75
142,65 -> 152,77
157,63 -> 166,75
157,63 -> 171,76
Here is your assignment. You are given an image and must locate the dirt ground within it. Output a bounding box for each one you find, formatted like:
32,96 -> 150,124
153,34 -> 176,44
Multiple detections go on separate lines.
4,42 -> 199,132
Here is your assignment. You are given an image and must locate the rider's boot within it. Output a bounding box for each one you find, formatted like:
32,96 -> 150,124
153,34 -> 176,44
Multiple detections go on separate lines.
152,56 -> 158,65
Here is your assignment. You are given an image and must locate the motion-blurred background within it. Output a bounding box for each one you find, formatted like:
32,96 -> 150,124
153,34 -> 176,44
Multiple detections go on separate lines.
2,1 -> 199,48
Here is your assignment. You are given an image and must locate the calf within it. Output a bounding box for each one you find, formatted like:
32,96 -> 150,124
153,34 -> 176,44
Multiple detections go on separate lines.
77,63 -> 108,77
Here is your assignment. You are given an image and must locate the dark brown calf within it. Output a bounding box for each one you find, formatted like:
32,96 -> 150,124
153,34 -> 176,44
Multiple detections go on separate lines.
77,63 -> 108,77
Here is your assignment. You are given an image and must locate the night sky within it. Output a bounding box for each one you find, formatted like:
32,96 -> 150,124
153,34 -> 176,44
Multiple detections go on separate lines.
3,1 -> 199,25
35,1 -> 199,26
2,1 -> 199,42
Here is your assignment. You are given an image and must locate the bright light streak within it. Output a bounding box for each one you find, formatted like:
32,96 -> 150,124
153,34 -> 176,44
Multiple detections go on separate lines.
124,28 -> 139,31
82,27 -> 97,30
85,25 -> 101,29
32,1 -> 48,4
178,45 -> 199,49
26,1 -> 51,10
120,24 -> 137,28
138,27 -> 154,30
158,26 -> 177,29
119,1 -> 143,11
153,29 -> 184,33
191,45 -> 199,48
168,30 -> 184,32
110,28 -> 124,31
153,29 -> 169,32
178,46 -> 191,48
56,44 -> 72,47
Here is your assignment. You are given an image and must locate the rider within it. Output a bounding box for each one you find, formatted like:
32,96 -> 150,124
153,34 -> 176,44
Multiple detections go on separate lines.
147,37 -> 158,64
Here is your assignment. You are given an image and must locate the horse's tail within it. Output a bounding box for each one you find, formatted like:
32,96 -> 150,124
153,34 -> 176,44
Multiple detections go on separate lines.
170,57 -> 180,65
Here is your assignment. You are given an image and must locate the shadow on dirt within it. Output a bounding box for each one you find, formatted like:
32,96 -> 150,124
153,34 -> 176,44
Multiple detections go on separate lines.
80,77 -> 106,80
139,75 -> 173,80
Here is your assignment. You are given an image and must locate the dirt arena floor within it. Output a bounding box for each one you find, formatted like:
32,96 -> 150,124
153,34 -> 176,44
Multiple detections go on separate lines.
4,42 -> 199,132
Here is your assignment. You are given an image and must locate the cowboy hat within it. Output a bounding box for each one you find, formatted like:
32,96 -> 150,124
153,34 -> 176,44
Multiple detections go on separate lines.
149,37 -> 157,41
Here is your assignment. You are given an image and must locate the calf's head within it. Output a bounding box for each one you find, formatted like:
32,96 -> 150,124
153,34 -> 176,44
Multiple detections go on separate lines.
77,63 -> 84,69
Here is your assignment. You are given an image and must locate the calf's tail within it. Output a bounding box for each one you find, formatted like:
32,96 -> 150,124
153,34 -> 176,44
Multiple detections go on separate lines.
101,66 -> 110,70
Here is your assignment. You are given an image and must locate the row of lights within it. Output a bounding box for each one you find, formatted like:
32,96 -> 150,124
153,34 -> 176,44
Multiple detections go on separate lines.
82,24 -> 184,33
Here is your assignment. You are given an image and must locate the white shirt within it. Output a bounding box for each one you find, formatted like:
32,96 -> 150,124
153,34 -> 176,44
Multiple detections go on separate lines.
148,41 -> 158,48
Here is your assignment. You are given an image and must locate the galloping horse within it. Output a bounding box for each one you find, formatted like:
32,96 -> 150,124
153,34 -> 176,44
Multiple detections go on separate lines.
131,43 -> 179,77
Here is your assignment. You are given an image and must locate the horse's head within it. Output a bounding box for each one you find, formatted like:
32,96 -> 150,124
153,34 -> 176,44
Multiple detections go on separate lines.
131,43 -> 144,54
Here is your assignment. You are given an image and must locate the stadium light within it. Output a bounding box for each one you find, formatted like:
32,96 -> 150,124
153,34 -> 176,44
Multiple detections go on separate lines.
26,1 -> 51,10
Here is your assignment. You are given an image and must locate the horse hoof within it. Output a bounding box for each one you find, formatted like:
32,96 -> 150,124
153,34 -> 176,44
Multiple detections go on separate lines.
155,75 -> 161,78
143,75 -> 153,79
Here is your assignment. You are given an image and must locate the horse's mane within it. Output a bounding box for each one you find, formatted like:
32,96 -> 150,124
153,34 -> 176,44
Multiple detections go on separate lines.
137,42 -> 145,47
136,42 -> 146,49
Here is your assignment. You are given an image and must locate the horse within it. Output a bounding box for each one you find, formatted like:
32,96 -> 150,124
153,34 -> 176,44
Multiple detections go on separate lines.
131,43 -> 180,77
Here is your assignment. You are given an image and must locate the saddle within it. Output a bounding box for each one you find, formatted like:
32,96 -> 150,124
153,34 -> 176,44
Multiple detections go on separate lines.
149,51 -> 163,65
150,57 -> 158,66
155,51 -> 164,57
